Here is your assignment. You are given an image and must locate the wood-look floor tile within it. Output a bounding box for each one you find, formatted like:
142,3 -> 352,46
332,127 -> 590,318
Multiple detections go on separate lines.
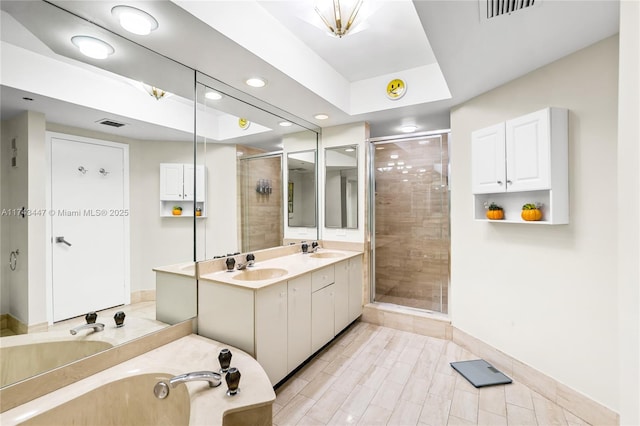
323,355 -> 352,376
447,415 -> 477,425
478,385 -> 506,416
295,415 -> 325,426
477,409 -> 507,426
306,389 -> 350,424
358,364 -> 390,389
386,361 -> 414,386
449,389 -> 479,423
563,408 -> 591,426
357,403 -> 393,425
532,393 -> 568,425
299,371 -> 337,401
427,372 -> 456,399
374,348 -> 401,369
505,381 -> 534,410
388,399 -> 423,426
369,380 -> 405,411
328,366 -> 366,394
276,377 -> 311,406
506,403 -> 538,426
419,394 -> 452,426
297,358 -> 330,382
340,384 -> 377,419
273,394 -> 316,426
399,377 -> 430,405
327,409 -> 359,425
454,374 -> 480,395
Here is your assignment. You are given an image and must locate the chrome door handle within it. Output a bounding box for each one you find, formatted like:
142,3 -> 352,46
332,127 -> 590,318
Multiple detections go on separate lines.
55,236 -> 72,247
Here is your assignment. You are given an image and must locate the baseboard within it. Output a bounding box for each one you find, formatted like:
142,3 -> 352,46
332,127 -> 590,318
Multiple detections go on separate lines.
130,290 -> 156,304
361,302 -> 619,426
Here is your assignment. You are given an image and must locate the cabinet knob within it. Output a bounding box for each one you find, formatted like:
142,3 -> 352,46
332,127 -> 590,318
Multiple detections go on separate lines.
507,180 -> 513,185
497,180 -> 503,185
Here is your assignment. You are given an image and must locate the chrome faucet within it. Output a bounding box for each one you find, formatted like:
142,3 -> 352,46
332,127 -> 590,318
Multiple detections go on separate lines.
169,371 -> 221,388
69,322 -> 105,335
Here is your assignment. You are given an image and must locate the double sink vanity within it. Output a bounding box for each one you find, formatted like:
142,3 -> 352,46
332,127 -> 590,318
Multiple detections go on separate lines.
1,243 -> 364,425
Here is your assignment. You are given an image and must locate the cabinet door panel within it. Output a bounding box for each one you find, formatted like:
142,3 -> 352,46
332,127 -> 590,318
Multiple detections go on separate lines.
348,256 -> 363,323
288,275 -> 312,372
334,261 -> 349,334
256,282 -> 288,385
159,163 -> 184,200
471,124 -> 506,194
506,109 -> 551,192
312,284 -> 335,353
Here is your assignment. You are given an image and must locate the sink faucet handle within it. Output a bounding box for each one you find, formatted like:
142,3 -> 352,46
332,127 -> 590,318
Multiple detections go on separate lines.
85,311 -> 97,324
246,253 -> 255,266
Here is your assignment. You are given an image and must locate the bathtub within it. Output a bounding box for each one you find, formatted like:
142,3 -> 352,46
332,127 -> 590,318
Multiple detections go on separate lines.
1,339 -> 113,387
19,373 -> 189,426
1,334 -> 275,426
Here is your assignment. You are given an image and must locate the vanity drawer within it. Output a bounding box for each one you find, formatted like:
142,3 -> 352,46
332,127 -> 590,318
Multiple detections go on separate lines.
311,266 -> 335,292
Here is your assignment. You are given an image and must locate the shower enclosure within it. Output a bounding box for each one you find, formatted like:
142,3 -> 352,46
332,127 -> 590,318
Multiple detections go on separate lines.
371,133 -> 450,313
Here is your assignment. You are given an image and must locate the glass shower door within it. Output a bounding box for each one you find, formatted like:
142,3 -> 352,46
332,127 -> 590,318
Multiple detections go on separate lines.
372,134 -> 450,313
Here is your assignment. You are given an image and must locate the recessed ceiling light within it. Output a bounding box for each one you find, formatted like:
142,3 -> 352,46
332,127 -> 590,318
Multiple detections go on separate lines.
205,91 -> 222,100
245,77 -> 266,88
390,154 -> 399,159
71,36 -> 114,59
314,114 -> 329,120
345,148 -> 355,152
419,168 -> 426,173
375,146 -> 385,150
402,170 -> 408,174
400,125 -> 418,133
111,6 -> 158,36
279,121 -> 293,127
387,162 -> 394,166
397,161 -> 405,166
403,179 -> 409,182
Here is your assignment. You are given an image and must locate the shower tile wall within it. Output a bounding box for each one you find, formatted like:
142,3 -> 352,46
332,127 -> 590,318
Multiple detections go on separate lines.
374,135 -> 450,313
239,154 -> 283,252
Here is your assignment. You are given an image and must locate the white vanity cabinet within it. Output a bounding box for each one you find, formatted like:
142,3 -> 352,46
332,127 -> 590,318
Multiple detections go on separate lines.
197,253 -> 364,386
471,107 -> 569,224
159,163 -> 206,217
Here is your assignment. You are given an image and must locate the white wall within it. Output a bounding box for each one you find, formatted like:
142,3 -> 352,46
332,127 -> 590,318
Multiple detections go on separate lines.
617,1 -> 640,423
320,123 -> 369,244
450,36 -> 619,411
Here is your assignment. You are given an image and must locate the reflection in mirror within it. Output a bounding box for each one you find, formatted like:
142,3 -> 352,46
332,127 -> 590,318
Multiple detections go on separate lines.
195,73 -> 319,257
287,151 -> 317,228
0,1 -> 195,388
325,145 -> 359,229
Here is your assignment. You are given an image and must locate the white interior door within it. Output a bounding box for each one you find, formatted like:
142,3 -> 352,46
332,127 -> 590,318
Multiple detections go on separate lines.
51,136 -> 128,322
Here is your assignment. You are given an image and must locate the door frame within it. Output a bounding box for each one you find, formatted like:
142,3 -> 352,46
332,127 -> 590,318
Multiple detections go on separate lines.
45,131 -> 130,324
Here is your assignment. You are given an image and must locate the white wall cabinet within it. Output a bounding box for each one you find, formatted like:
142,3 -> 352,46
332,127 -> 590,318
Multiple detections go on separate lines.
159,163 -> 206,217
471,107 -> 569,224
198,254 -> 363,386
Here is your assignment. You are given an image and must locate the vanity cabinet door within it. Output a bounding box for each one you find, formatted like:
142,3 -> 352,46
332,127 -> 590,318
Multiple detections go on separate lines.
348,256 -> 364,323
287,275 -> 312,373
334,260 -> 349,334
312,284 -> 335,353
256,281 -> 288,385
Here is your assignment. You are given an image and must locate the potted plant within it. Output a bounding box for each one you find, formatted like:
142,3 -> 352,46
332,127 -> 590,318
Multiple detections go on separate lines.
172,205 -> 183,216
521,203 -> 543,221
485,202 -> 504,220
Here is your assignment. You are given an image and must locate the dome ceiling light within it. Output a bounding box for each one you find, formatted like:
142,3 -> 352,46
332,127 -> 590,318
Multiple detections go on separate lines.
314,0 -> 364,38
71,36 -> 114,59
111,5 -> 159,36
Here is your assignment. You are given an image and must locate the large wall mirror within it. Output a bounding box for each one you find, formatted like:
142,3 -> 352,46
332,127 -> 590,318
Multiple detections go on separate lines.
0,0 -> 318,393
325,145 -> 359,229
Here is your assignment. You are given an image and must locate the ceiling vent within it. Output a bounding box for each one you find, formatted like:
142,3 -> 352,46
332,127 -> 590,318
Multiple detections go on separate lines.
482,0 -> 540,20
96,118 -> 126,128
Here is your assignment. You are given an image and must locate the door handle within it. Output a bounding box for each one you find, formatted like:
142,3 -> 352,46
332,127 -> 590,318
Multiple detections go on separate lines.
55,236 -> 72,247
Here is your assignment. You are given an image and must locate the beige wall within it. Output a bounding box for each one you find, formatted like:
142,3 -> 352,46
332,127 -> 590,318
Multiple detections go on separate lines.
450,36 -> 619,410
617,1 -> 640,423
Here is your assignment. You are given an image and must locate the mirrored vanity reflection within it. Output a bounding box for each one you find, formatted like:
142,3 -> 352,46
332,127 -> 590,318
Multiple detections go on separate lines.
325,145 -> 359,229
0,0 -> 320,399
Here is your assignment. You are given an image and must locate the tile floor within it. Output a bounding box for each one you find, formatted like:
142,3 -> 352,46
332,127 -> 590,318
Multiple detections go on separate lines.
273,321 -> 590,426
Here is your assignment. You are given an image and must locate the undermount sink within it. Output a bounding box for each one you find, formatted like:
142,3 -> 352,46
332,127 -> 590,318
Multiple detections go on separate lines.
310,252 -> 345,259
232,268 -> 288,281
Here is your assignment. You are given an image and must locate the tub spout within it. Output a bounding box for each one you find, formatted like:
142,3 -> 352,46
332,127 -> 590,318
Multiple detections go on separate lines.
70,323 -> 105,335
169,371 -> 221,388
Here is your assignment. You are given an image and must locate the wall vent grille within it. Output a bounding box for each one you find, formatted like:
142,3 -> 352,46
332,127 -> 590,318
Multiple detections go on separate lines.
485,0 -> 538,19
97,119 -> 125,128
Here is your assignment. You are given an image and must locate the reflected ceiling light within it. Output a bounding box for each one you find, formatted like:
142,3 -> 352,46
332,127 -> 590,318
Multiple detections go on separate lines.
314,113 -> 329,120
419,168 -> 426,173
390,154 -> 399,159
205,91 -> 223,100
402,170 -> 408,174
375,146 -> 384,150
400,125 -> 418,133
315,0 -> 364,38
71,36 -> 114,59
345,148 -> 355,152
279,121 -> 293,127
397,161 -> 405,166
245,77 -> 266,88
387,162 -> 394,166
111,5 -> 158,36
141,83 -> 170,100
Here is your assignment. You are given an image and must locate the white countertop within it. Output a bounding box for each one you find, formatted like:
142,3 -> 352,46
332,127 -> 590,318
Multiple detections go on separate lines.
199,249 -> 362,290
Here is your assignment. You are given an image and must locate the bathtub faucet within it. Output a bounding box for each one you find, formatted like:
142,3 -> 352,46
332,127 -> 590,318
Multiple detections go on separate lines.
169,371 -> 221,388
69,322 -> 105,335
